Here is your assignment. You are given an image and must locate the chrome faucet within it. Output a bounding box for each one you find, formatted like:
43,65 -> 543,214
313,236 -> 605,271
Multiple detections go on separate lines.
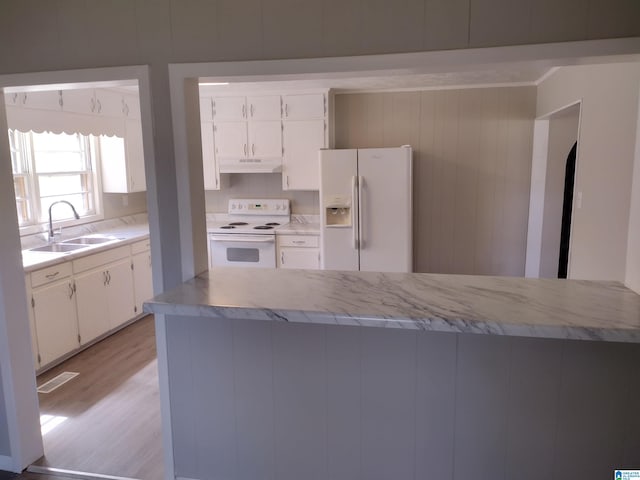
48,200 -> 80,242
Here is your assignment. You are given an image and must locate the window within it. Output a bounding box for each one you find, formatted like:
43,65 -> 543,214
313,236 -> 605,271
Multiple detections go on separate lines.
9,129 -> 100,228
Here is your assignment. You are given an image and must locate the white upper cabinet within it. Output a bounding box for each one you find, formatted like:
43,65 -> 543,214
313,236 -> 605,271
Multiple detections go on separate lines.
201,119 -> 220,190
200,97 -> 214,123
61,89 -> 95,115
122,93 -> 141,120
100,118 -> 146,193
214,121 -> 248,158
93,89 -> 123,117
248,121 -> 283,158
282,93 -> 325,120
21,90 -> 62,111
282,119 -> 326,190
213,96 -> 247,121
247,95 -> 281,121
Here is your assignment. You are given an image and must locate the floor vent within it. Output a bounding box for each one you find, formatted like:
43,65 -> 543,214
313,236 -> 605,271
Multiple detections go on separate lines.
37,371 -> 79,394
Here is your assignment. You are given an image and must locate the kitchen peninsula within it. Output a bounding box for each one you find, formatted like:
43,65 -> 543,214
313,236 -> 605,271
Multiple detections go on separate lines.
145,269 -> 640,480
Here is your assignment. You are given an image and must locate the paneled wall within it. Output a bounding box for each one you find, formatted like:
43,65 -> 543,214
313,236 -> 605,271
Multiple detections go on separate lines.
335,87 -> 536,275
205,174 -> 319,214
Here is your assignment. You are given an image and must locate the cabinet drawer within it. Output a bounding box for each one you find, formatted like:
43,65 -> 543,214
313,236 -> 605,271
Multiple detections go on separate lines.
131,238 -> 151,255
73,245 -> 130,273
278,234 -> 319,248
31,262 -> 73,288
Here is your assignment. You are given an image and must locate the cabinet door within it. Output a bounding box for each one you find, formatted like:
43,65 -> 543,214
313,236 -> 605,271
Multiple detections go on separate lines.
23,91 -> 62,111
248,121 -> 282,158
32,280 -> 79,366
282,94 -> 325,120
100,134 -> 128,193
199,97 -> 214,122
133,251 -> 154,316
247,95 -> 281,121
214,122 -> 248,158
278,247 -> 320,269
107,258 -> 135,329
25,277 -> 40,369
95,90 -> 123,117
123,94 -> 141,120
62,89 -> 95,115
75,269 -> 111,345
213,96 -> 246,121
125,118 -> 146,192
201,121 -> 220,190
282,119 -> 326,190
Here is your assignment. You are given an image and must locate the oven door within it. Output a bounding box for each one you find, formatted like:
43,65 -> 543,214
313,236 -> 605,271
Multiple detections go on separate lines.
209,234 -> 276,268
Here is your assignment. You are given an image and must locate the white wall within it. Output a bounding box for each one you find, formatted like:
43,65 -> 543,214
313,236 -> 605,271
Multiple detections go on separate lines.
626,83 -> 640,293
539,104 -> 580,278
537,62 -> 640,281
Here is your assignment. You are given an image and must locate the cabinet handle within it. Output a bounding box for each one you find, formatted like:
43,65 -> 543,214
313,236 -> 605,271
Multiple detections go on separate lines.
250,104 -> 254,117
22,93 -> 27,105
242,104 -> 246,118
286,175 -> 290,187
68,283 -> 74,299
90,97 -> 96,113
97,99 -> 102,114
292,240 -> 305,245
281,251 -> 285,265
45,271 -> 60,279
103,271 -> 108,286
107,271 -> 111,285
251,143 -> 255,156
243,144 -> 247,156
284,103 -> 289,117
58,91 -> 63,108
11,93 -> 18,104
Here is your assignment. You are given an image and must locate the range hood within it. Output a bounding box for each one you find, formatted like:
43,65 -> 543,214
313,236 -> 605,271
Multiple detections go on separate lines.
218,158 -> 283,174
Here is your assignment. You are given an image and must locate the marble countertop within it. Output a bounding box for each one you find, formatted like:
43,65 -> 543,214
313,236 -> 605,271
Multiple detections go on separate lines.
144,268 -> 640,343
22,223 -> 150,272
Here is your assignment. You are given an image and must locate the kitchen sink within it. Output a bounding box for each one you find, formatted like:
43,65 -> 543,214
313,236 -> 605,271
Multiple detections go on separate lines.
30,243 -> 89,253
61,235 -> 120,245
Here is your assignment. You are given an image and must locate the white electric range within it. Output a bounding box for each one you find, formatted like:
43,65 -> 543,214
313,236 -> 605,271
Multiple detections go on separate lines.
208,198 -> 290,268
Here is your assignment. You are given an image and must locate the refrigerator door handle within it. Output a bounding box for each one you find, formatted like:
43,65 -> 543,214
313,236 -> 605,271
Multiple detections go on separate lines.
351,175 -> 359,250
358,176 -> 364,250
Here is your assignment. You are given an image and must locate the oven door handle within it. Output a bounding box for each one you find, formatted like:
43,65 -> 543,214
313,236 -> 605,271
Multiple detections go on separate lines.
210,235 -> 275,243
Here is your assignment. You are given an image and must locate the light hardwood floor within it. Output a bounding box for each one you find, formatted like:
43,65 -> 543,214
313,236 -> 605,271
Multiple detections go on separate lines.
31,316 -> 163,480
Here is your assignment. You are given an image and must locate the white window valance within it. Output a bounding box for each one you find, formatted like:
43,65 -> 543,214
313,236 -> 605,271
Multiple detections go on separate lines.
5,106 -> 125,138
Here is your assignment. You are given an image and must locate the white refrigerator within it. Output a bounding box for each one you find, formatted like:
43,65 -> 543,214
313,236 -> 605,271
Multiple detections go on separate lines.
319,146 -> 412,272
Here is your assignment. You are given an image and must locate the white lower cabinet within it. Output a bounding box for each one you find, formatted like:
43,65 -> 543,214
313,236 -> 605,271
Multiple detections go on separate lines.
26,238 -> 152,371
277,234 -> 320,269
74,268 -> 111,346
73,246 -> 135,345
28,263 -> 79,368
132,240 -> 153,316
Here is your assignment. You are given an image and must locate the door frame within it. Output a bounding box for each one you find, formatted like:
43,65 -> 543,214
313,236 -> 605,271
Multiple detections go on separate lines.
0,65 -> 159,473
525,100 -> 582,278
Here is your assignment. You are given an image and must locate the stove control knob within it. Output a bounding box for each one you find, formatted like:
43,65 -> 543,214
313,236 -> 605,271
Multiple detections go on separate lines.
231,203 -> 237,210
276,204 -> 281,210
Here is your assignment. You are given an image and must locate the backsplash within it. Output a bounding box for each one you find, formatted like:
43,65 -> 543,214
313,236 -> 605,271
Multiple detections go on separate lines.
20,213 -> 148,250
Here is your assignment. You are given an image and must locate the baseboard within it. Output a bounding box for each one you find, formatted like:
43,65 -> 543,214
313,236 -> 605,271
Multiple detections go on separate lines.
0,455 -> 16,473
27,464 -> 140,480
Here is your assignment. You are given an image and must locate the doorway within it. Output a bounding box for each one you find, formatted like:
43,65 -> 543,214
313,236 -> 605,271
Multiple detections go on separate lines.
525,102 -> 581,279
0,68 -> 161,478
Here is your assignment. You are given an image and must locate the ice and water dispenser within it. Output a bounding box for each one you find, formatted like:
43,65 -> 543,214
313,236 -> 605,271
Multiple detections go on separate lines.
324,195 -> 352,227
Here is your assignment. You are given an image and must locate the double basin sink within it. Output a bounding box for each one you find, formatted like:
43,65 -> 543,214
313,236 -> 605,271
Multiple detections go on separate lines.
29,235 -> 122,254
